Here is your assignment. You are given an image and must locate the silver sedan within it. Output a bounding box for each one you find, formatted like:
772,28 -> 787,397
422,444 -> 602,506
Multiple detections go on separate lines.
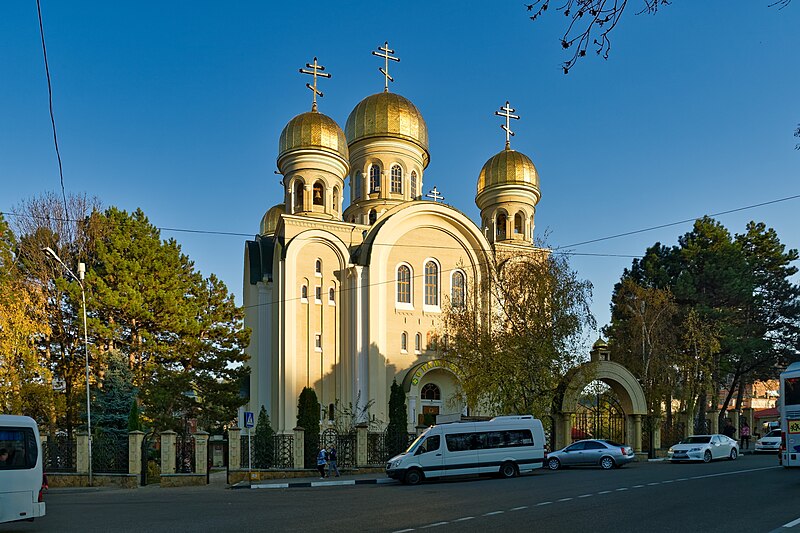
546,439 -> 636,470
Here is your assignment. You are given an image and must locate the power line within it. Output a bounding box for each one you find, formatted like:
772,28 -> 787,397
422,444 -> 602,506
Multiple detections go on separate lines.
35,0 -> 68,218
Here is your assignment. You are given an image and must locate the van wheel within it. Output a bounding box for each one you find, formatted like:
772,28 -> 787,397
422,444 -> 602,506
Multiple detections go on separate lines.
500,462 -> 517,478
404,468 -> 424,486
600,456 -> 615,470
547,458 -> 561,470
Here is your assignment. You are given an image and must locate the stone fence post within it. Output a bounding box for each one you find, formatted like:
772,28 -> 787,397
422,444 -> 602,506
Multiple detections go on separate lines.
356,424 -> 368,467
194,431 -> 209,476
161,430 -> 177,475
228,427 -> 241,470
293,427 -> 304,469
76,431 -> 89,474
128,431 -> 145,478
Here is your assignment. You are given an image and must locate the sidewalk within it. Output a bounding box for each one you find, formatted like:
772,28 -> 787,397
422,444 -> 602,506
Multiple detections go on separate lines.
238,470 -> 397,490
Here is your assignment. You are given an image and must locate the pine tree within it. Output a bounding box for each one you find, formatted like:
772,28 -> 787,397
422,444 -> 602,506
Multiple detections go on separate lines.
297,387 -> 321,468
128,399 -> 142,432
253,406 -> 275,469
91,350 -> 136,439
386,379 -> 408,456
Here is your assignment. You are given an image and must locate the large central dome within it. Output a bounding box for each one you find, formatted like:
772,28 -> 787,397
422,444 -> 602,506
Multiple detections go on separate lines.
345,92 -> 428,154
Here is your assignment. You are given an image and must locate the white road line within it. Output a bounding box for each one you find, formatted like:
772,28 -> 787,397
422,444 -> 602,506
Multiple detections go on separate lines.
536,501 -> 553,506
647,482 -> 660,486
782,516 -> 800,528
690,465 -> 779,481
675,478 -> 688,482
615,488 -> 628,491
661,480 -> 674,484
557,497 -> 573,502
598,490 -> 612,494
509,506 -> 528,511
453,517 -> 474,522
393,529 -> 414,533
578,494 -> 593,498
421,522 -> 448,528
632,485 -> 645,488
484,511 -> 504,516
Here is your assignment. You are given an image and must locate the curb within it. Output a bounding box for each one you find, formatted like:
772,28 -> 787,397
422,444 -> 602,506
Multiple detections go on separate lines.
250,478 -> 398,489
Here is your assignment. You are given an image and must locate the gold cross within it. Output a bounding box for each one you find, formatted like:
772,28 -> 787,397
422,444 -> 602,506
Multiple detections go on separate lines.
495,101 -> 520,149
372,41 -> 400,93
299,57 -> 331,112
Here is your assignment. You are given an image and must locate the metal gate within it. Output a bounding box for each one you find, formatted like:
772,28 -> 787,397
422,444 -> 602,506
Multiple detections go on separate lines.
571,393 -> 626,444
320,428 -> 356,468
141,431 -> 161,486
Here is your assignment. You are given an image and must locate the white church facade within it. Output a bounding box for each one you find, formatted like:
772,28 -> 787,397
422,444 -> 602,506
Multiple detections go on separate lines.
243,52 -> 542,433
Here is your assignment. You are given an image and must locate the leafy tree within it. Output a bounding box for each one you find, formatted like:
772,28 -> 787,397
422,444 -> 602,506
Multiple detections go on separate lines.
253,406 -> 275,469
386,380 -> 408,456
297,387 -> 321,468
443,249 -> 595,417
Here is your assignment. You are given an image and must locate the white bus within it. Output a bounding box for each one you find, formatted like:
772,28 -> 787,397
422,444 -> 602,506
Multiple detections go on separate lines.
386,415 -> 546,485
0,415 -> 46,524
780,362 -> 800,468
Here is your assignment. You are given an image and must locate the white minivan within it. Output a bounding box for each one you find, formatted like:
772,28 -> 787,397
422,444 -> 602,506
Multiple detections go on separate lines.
386,415 -> 546,485
0,415 -> 46,524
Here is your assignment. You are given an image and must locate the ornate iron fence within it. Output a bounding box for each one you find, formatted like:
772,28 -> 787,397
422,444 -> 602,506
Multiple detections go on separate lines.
92,432 -> 129,474
367,431 -> 416,466
660,420 -> 686,448
43,435 -> 76,472
176,434 -> 195,473
320,428 -> 356,468
240,433 -> 294,469
571,394 -> 626,444
141,431 -> 160,485
274,434 -> 293,469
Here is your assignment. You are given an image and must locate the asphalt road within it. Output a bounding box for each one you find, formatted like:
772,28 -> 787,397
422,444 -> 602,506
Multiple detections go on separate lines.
3,454 -> 799,533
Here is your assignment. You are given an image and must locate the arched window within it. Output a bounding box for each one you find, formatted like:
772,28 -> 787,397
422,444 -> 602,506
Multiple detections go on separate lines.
315,259 -> 322,274
424,261 -> 439,306
496,213 -> 507,239
329,287 -> 335,302
368,209 -> 377,225
415,333 -> 421,352
369,164 -> 381,193
451,271 -> 465,308
301,285 -> 308,300
313,181 -> 324,206
514,213 -> 523,235
294,180 -> 304,211
396,265 -> 411,304
328,403 -> 335,421
421,383 -> 440,401
401,332 -> 408,352
410,171 -> 417,199
332,187 -> 339,211
354,171 -> 362,198
390,165 -> 402,194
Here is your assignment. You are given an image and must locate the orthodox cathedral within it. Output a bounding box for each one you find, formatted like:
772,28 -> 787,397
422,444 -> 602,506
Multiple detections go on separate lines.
243,48 -> 542,433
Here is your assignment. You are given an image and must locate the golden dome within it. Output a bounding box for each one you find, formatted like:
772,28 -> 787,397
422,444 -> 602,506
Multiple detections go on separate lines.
278,111 -> 348,162
345,92 -> 429,154
477,149 -> 540,195
260,203 -> 285,235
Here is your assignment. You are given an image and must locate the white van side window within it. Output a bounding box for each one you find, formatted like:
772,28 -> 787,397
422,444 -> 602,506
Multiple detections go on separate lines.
415,435 -> 441,455
0,428 -> 37,469
446,430 -> 534,452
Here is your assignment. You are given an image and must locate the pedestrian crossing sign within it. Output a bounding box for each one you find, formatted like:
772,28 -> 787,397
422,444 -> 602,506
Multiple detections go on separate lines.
244,411 -> 255,428
789,420 -> 800,434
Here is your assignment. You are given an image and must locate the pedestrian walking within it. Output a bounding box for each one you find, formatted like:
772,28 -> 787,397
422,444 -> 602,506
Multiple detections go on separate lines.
740,422 -> 751,449
316,446 -> 327,479
327,445 -> 340,478
722,420 -> 736,439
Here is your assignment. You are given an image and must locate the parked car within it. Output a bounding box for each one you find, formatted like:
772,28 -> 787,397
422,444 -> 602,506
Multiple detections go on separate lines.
667,434 -> 739,463
545,439 -> 635,470
754,429 -> 782,453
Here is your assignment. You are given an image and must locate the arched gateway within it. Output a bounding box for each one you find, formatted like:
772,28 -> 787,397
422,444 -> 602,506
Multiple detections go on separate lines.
553,340 -> 647,453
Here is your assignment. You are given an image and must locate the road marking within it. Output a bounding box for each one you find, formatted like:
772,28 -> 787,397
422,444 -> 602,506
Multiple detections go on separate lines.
615,487 -> 628,491
578,494 -> 592,498
647,482 -> 660,486
662,480 -> 674,484
557,497 -> 573,502
598,490 -> 612,494
453,517 -> 474,522
421,522 -> 448,528
632,485 -> 644,488
484,511 -> 504,516
675,478 -> 688,482
509,506 -> 528,511
689,465 -> 779,480
536,501 -> 553,506
393,529 -> 414,533
783,516 -> 800,528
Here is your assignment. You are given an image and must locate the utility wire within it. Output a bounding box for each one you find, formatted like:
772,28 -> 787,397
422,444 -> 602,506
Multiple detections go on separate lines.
35,0 -> 68,218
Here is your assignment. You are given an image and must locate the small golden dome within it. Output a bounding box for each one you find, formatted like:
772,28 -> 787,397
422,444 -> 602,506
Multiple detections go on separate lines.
477,149 -> 540,195
345,92 -> 429,155
260,203 -> 285,235
278,111 -> 348,162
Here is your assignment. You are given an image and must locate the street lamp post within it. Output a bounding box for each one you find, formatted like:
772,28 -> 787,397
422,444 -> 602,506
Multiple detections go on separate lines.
43,247 -> 92,486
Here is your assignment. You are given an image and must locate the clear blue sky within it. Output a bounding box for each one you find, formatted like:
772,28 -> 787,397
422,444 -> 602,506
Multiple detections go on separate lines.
2,1 -> 798,331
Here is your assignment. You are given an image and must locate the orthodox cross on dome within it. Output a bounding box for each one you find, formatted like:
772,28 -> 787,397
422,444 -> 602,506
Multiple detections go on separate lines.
495,101 -> 520,149
426,186 -> 444,203
299,57 -> 331,112
372,41 -> 400,92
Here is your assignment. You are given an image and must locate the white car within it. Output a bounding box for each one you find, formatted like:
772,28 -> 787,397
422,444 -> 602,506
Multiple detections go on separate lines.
667,434 -> 739,463
755,429 -> 782,453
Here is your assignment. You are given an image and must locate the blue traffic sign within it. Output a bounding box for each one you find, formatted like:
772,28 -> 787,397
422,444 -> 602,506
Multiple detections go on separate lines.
244,411 -> 255,428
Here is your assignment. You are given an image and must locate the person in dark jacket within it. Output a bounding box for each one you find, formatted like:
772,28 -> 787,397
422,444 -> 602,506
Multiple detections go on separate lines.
326,445 -> 340,478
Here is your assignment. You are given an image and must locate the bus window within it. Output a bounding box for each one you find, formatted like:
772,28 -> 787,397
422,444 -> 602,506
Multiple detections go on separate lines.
0,428 -> 37,469
415,435 -> 440,455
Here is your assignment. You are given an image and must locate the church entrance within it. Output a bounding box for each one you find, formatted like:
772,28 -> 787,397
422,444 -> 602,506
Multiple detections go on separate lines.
571,380 -> 626,444
419,383 -> 442,426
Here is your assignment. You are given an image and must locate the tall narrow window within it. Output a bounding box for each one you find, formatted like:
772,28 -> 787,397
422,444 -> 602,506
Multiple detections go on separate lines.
369,210 -> 377,225
451,271 -> 465,308
301,285 -> 308,300
514,212 -> 523,234
369,165 -> 381,193
390,165 -> 402,194
313,181 -> 324,206
329,287 -> 335,303
496,213 -> 507,240
424,261 -> 439,306
315,259 -> 322,275
315,334 -> 322,351
397,265 -> 411,304
294,181 -> 304,212
354,172 -> 362,198
415,333 -> 421,352
315,286 -> 322,303
332,187 -> 339,211
401,332 -> 408,352
410,171 -> 417,199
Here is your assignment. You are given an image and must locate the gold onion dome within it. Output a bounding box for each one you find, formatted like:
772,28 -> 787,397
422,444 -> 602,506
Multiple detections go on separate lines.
260,203 -> 285,235
476,148 -> 540,195
345,92 -> 429,160
278,111 -> 348,162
